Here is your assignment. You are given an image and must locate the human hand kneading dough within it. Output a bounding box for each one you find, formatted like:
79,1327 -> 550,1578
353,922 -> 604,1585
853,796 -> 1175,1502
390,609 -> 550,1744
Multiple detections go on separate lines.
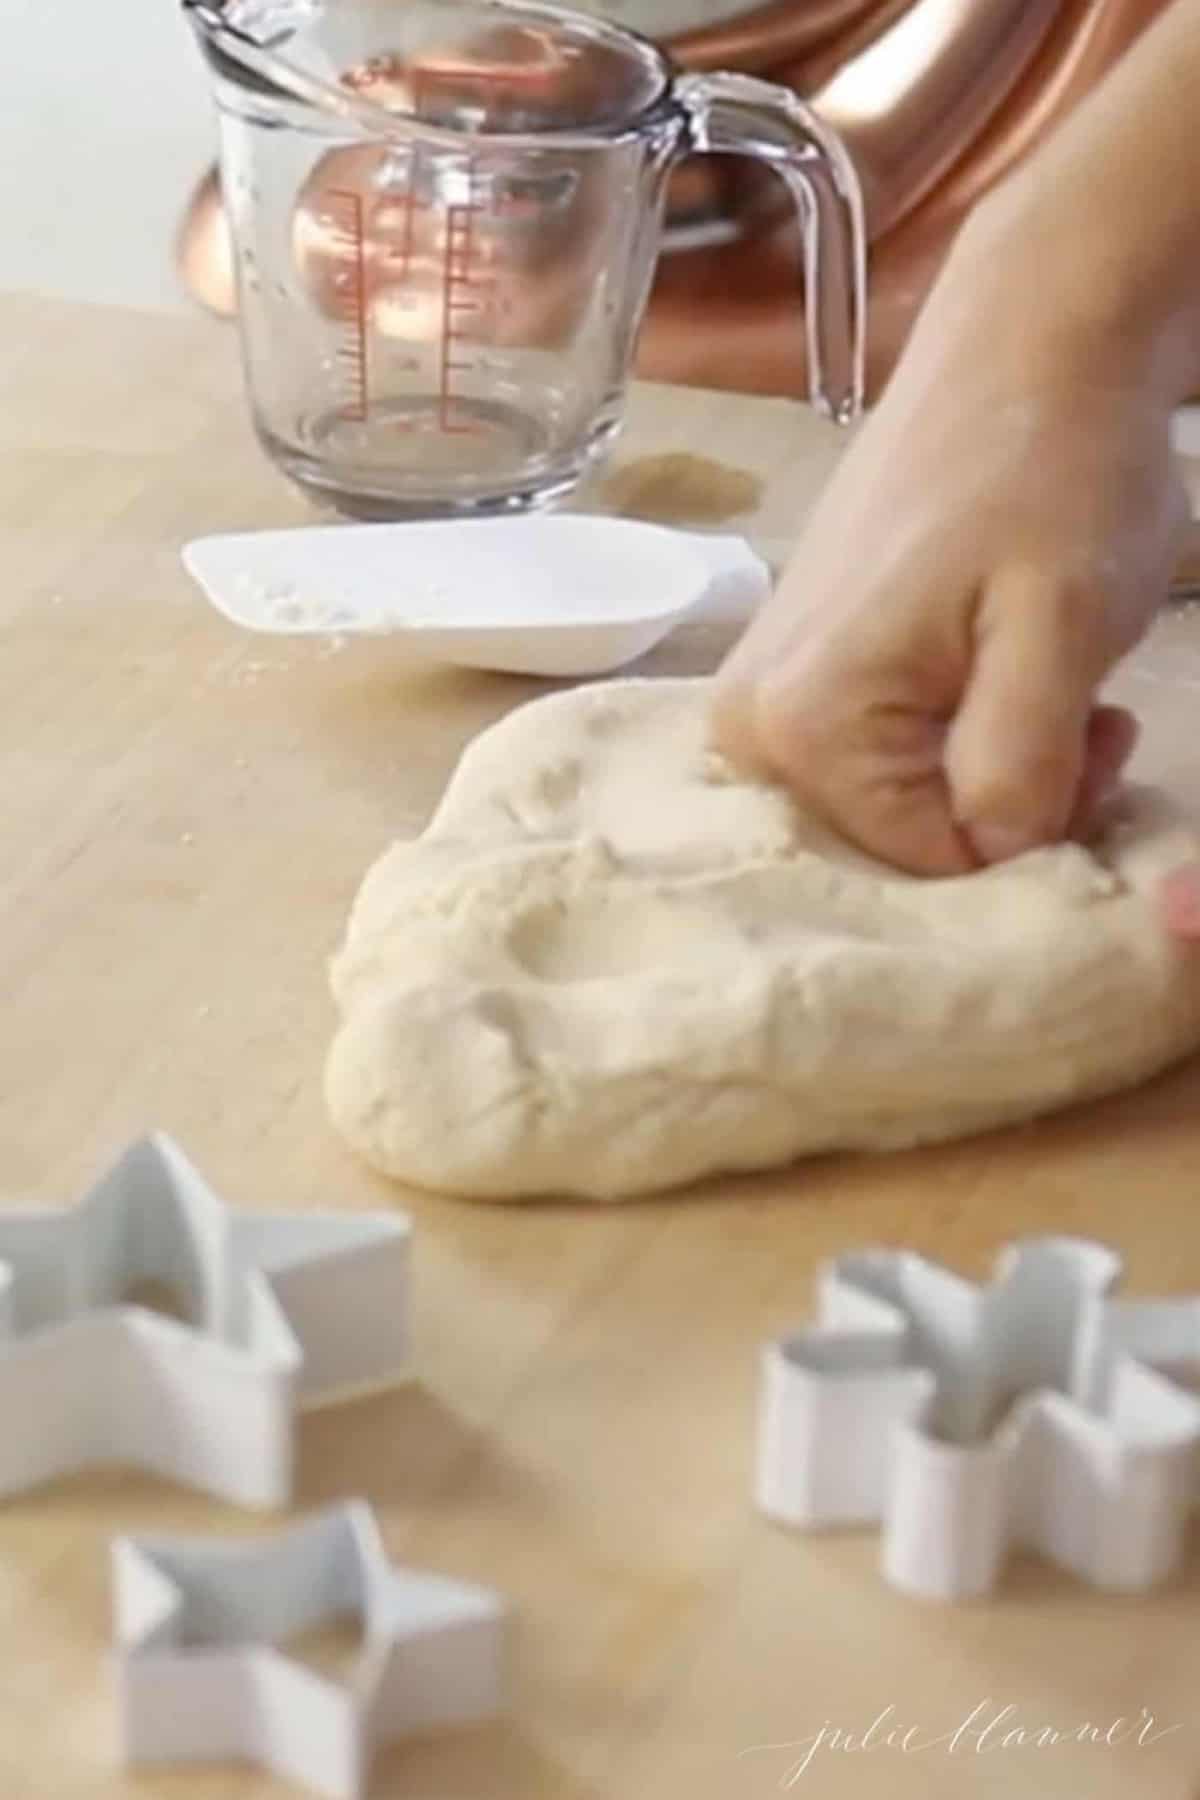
712,0 -> 1200,932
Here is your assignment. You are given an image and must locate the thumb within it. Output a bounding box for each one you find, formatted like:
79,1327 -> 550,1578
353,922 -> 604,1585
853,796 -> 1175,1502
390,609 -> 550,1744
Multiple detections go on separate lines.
944,568 -> 1103,864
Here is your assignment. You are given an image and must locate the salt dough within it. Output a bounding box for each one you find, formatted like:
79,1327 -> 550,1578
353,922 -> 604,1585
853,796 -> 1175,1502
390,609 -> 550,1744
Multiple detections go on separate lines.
326,678 -> 1200,1200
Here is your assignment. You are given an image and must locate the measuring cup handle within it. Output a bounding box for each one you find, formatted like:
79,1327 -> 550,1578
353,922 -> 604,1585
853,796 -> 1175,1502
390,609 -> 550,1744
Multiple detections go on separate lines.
676,73 -> 866,424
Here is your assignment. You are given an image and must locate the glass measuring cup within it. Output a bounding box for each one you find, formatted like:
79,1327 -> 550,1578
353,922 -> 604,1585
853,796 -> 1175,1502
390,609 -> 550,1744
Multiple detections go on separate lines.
185,0 -> 866,518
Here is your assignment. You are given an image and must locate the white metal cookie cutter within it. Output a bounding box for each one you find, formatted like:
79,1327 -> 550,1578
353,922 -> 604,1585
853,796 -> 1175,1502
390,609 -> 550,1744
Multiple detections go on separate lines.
756,1235 -> 1200,1601
113,1499 -> 507,1800
0,1133 -> 409,1508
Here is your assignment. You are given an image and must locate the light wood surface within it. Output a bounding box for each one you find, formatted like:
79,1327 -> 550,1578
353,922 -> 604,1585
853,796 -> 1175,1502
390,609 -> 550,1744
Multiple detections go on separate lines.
3,290 -> 1200,1800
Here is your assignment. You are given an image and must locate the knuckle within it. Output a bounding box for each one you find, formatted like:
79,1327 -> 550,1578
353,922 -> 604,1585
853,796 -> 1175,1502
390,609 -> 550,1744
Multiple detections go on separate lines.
755,673 -> 837,782
1046,566 -> 1145,665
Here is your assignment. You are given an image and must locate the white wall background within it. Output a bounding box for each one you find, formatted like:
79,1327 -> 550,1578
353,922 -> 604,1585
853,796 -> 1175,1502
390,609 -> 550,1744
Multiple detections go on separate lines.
0,0 -> 216,311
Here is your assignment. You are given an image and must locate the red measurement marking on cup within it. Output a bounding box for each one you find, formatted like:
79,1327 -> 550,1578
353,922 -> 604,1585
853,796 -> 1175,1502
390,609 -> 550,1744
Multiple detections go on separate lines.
438,160 -> 495,434
405,62 -> 547,435
377,148 -> 426,289
327,188 -> 370,422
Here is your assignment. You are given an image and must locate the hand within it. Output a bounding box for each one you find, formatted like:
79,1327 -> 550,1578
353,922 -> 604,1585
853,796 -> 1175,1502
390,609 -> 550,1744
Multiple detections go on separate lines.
711,196 -> 1191,881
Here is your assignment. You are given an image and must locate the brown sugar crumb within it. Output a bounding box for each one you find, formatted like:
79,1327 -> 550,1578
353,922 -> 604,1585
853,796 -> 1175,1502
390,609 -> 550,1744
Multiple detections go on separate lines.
601,452 -> 763,526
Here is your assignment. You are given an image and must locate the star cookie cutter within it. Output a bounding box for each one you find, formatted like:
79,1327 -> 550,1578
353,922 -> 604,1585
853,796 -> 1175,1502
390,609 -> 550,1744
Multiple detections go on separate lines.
112,1500 -> 507,1800
0,1133 -> 409,1508
756,1235 -> 1200,1600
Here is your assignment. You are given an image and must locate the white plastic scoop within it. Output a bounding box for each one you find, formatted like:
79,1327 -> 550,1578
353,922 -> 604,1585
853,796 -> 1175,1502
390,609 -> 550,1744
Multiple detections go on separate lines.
182,515 -> 771,678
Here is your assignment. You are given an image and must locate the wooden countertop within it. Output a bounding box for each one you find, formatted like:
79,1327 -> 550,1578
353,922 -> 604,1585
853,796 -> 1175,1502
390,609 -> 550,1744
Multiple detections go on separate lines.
3,290 -> 1200,1800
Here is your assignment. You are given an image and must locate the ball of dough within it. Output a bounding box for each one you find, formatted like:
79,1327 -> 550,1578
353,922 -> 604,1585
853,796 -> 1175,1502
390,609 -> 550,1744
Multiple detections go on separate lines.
326,678 -> 1200,1200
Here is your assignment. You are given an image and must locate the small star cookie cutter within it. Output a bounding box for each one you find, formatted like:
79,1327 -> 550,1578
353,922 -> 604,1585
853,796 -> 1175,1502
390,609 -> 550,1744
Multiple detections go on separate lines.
756,1235 -> 1200,1600
112,1499 -> 507,1800
0,1133 -> 409,1508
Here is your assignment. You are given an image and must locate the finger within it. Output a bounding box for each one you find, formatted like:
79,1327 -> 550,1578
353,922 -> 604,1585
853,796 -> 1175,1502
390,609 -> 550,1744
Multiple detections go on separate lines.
754,671 -> 977,876
945,568 -> 1108,865
1160,866 -> 1200,938
1067,705 -> 1141,841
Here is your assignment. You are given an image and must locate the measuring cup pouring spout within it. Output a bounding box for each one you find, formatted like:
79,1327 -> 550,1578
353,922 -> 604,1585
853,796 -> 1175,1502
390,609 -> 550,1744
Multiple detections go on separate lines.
185,0 -> 866,516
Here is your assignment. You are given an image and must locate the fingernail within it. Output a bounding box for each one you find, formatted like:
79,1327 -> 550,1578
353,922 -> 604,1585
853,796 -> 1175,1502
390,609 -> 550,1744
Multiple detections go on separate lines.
968,823 -> 1040,865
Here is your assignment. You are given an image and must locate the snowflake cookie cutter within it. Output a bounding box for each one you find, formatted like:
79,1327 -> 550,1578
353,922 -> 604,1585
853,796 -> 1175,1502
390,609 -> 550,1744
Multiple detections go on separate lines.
756,1235 -> 1200,1601
112,1500 -> 507,1800
0,1133 -> 409,1508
